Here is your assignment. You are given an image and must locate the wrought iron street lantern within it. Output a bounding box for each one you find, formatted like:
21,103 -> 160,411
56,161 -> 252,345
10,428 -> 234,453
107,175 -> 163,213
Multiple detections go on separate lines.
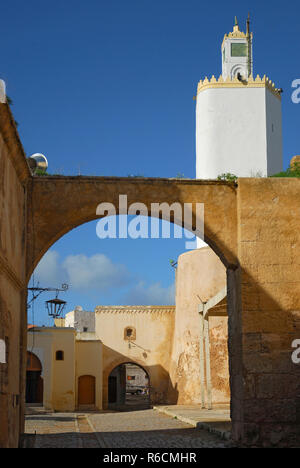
45,297 -> 67,319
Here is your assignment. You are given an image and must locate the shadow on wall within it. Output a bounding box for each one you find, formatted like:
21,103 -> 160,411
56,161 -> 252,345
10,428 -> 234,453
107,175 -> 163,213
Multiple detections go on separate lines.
102,345 -> 178,408
226,265 -> 300,447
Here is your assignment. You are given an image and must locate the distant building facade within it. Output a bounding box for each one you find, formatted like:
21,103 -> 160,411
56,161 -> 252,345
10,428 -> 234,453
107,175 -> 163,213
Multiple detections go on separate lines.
27,326 -> 102,411
27,246 -> 230,413
64,306 -> 95,333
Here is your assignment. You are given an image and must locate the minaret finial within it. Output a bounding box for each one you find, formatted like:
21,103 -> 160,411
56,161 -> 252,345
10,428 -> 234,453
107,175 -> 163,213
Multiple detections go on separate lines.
233,16 -> 240,32
246,12 -> 250,36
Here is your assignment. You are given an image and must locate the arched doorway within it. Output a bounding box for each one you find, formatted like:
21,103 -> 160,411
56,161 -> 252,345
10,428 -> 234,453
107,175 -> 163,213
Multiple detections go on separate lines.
78,375 -> 96,407
108,362 -> 150,411
26,352 -> 43,404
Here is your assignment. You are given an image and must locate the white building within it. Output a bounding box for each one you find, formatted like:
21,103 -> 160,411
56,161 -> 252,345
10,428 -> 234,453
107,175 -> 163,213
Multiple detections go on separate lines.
64,306 -> 95,333
195,16 -> 283,180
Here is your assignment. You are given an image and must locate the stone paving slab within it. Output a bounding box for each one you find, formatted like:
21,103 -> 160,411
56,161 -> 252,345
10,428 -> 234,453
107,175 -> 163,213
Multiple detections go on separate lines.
153,405 -> 232,440
25,412 -> 81,448
24,408 -> 233,448
87,409 -> 232,448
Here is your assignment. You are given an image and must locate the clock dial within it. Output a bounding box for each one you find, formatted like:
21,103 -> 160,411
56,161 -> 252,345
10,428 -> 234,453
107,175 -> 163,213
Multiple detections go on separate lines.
231,43 -> 247,57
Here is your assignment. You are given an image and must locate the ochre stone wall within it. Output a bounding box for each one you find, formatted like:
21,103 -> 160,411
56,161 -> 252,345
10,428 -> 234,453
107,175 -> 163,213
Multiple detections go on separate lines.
95,306 -> 175,407
168,248 -> 229,406
0,103 -> 30,447
209,314 -> 230,405
75,339 -> 102,410
234,178 -> 300,447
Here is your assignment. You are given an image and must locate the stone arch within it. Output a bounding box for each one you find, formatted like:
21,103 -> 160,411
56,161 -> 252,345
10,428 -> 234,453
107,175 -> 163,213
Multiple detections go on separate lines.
26,177 -> 238,280
230,65 -> 245,80
103,357 -> 151,409
26,176 -> 241,435
26,351 -> 42,371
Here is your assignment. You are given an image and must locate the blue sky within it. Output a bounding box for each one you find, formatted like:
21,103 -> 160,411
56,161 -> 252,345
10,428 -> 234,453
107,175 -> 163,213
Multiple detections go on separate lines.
2,1 -> 299,324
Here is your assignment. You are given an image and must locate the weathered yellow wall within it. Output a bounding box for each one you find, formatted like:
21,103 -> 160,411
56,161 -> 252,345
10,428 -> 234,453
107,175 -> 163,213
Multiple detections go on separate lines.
51,329 -> 76,411
27,329 -> 53,409
75,339 -> 102,409
168,247 -> 229,405
95,306 -> 175,407
234,178 -> 300,447
209,315 -> 230,404
27,328 -> 76,411
0,103 -> 30,448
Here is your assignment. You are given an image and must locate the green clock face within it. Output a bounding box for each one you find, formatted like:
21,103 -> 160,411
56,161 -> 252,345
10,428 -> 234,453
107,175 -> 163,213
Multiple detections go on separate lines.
231,43 -> 247,57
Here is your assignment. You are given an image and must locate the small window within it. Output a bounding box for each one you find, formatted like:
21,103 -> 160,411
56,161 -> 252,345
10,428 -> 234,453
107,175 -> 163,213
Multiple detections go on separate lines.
124,326 -> 136,341
56,350 -> 64,361
83,327 -> 88,332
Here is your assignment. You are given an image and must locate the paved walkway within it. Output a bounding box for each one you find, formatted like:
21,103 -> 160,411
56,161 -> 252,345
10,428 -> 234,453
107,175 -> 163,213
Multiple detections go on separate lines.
24,407 -> 233,448
154,405 -> 231,440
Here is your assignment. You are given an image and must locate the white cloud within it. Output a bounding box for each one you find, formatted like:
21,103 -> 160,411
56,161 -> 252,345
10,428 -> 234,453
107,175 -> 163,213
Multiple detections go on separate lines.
62,253 -> 131,290
33,250 -> 63,285
33,251 -> 174,306
33,250 -> 131,292
124,281 -> 175,305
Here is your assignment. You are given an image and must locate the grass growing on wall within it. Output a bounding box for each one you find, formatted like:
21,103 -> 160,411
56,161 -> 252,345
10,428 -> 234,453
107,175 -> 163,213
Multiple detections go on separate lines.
271,163 -> 300,178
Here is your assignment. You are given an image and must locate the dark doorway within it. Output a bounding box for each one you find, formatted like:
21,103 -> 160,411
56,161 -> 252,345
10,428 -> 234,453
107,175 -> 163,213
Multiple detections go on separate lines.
108,375 -> 117,403
108,363 -> 150,411
26,352 -> 43,404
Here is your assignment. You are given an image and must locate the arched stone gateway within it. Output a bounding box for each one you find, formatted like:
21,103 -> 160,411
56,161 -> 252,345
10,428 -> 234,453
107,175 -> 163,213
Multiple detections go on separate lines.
105,361 -> 151,410
103,358 -> 152,409
24,175 -> 300,447
1,101 -> 300,447
25,176 -> 238,277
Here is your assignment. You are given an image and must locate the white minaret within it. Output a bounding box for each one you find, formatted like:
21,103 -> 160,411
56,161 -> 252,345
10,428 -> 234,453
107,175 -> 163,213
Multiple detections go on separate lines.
195,16 -> 283,180
222,15 -> 253,81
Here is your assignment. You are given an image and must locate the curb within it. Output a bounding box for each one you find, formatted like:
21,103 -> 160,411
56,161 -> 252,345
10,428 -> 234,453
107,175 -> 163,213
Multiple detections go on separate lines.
153,406 -> 231,441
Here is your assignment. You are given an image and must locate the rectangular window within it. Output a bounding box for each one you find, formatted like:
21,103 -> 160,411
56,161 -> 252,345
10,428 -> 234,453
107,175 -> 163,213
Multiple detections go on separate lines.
231,43 -> 247,57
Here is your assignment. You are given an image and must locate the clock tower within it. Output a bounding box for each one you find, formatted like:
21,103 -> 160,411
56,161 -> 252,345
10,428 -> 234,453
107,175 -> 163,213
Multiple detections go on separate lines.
222,15 -> 252,80
195,16 -> 283,180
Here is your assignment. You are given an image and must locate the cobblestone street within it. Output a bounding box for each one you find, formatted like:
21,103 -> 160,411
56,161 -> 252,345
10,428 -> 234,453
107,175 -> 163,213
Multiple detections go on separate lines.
24,408 -> 232,448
